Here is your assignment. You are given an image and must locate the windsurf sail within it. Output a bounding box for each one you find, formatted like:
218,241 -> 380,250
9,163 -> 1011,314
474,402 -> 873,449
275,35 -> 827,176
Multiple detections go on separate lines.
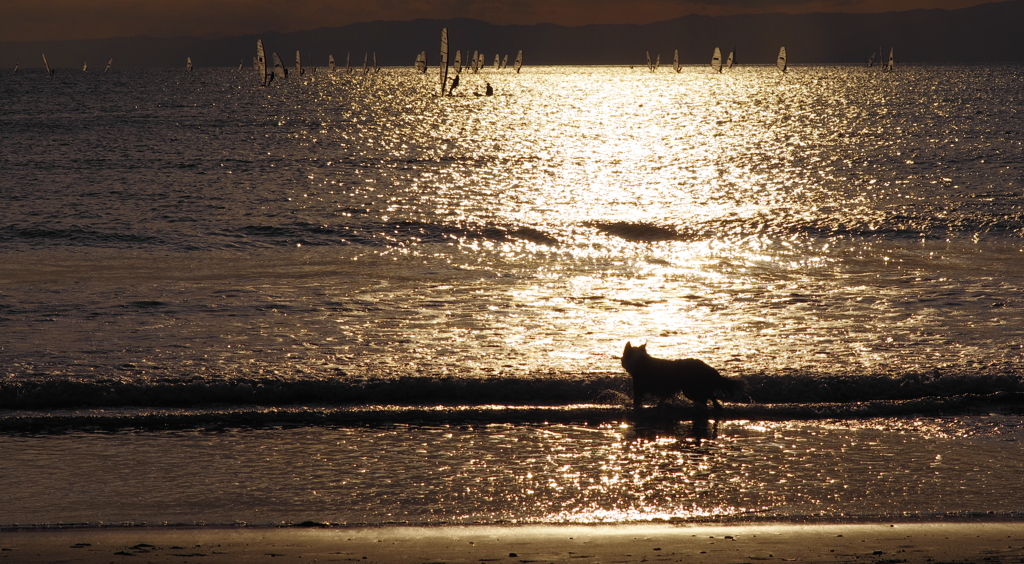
440,28 -> 449,96
472,50 -> 479,73
646,51 -> 652,71
373,52 -> 379,73
494,54 -> 500,69
673,50 -> 680,73
726,48 -> 735,68
513,50 -> 523,73
501,54 -> 508,69
328,55 -> 336,71
257,40 -> 268,85
42,54 -> 53,76
346,52 -> 352,73
83,61 -> 88,72
295,50 -> 302,76
777,46 -> 787,72
273,52 -> 286,79
105,58 -> 112,72
186,57 -> 193,71
415,51 -> 427,73
453,50 -> 462,75
13,62 -> 19,73
362,52 -> 368,75
867,51 -> 875,67
886,47 -> 894,71
711,47 -> 722,73
655,54 -> 660,71
238,60 -> 243,71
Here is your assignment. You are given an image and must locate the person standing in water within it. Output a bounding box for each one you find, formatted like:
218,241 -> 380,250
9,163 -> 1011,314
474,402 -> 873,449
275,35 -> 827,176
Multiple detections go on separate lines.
485,82 -> 493,96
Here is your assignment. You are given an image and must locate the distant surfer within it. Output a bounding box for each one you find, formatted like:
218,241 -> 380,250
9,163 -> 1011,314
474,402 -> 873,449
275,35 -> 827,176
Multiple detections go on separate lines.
485,82 -> 493,96
448,74 -> 460,96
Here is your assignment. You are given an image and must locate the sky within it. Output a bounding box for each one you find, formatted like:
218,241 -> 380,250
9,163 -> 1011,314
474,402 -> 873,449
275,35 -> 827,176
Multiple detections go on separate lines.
2,0 -> 999,43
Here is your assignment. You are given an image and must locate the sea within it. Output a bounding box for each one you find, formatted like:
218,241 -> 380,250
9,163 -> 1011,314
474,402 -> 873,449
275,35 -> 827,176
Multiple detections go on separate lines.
1,63 -> 1022,529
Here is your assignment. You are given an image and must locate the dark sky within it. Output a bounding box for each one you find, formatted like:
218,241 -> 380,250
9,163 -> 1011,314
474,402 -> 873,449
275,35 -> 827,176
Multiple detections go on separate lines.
3,0 -> 996,42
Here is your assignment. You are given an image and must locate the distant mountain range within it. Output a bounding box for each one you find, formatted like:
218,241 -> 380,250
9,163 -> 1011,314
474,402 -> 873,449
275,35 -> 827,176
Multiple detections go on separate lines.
3,0 -> 1023,69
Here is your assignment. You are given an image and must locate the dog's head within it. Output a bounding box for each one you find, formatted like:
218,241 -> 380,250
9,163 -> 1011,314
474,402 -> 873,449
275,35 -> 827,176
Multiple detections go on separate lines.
621,341 -> 648,369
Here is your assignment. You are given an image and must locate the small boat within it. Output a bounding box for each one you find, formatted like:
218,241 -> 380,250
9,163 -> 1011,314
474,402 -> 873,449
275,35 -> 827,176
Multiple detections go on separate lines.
105,58 -> 113,72
711,47 -> 722,73
440,28 -> 450,95
726,48 -> 735,68
513,50 -> 523,73
328,54 -> 336,71
257,40 -> 269,85
777,46 -> 787,72
42,54 -> 54,76
186,57 -> 193,71
885,47 -> 894,72
673,49 -> 681,73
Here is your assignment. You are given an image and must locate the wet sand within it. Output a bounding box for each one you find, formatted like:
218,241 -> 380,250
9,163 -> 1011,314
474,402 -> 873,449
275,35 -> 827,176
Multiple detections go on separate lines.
1,522 -> 1022,563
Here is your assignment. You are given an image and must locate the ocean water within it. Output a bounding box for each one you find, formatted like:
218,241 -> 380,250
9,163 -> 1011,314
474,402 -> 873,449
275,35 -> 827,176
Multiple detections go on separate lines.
1,63 -> 1023,528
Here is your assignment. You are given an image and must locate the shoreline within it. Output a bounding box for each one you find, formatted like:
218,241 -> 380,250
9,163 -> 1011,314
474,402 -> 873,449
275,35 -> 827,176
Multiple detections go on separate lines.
2,522 -> 1022,563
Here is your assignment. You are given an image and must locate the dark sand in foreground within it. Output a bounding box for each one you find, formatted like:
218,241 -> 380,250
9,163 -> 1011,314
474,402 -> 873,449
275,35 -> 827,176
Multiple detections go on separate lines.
2,523 -> 1023,563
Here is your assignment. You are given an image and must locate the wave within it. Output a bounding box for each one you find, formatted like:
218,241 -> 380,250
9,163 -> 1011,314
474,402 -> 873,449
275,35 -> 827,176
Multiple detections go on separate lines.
2,371 -> 1022,432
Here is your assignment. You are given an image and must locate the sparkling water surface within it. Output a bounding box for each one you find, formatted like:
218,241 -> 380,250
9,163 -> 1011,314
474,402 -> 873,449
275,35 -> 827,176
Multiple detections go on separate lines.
1,64 -> 1023,527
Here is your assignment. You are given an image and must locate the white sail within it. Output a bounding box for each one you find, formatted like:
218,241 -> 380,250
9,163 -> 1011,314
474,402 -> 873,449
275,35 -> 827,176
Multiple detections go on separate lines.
777,46 -> 787,72
655,54 -> 660,71
726,49 -> 735,68
328,55 -> 336,71
83,61 -> 88,71
186,57 -> 193,71
415,51 -> 427,73
886,47 -> 894,71
711,47 -> 722,73
453,50 -> 462,75
472,50 -> 479,73
440,28 -> 449,96
42,54 -> 52,76
257,40 -> 268,85
501,54 -> 508,69
673,49 -> 680,73
272,52 -> 286,79
105,58 -> 112,72
494,54 -> 500,69
646,51 -> 652,71
513,50 -> 523,73
295,50 -> 302,76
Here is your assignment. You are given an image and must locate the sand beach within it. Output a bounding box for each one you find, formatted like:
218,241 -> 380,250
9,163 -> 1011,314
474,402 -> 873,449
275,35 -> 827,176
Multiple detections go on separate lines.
2,523 -> 1023,563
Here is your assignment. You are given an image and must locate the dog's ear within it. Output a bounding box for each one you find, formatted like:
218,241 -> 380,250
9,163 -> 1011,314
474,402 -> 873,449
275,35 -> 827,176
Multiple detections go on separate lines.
639,342 -> 647,352
623,341 -> 632,355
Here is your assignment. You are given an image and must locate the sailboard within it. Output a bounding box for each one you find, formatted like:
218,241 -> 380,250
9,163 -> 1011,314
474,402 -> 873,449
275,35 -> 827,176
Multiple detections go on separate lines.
673,50 -> 680,73
257,40 -> 269,85
726,48 -> 735,68
655,54 -> 660,70
494,54 -> 500,69
346,52 -> 352,73
513,50 -> 523,73
42,54 -> 53,76
711,47 -> 722,73
239,60 -> 244,71
867,51 -> 876,67
273,52 -> 286,79
440,28 -> 449,96
105,58 -> 112,72
295,50 -> 302,76
186,57 -> 193,71
373,52 -> 379,73
501,54 -> 508,69
329,55 -> 336,71
777,46 -> 787,72
886,47 -> 894,72
646,51 -> 653,71
13,62 -> 19,73
471,50 -> 479,73
83,61 -> 88,71
415,51 -> 427,73
453,50 -> 462,75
